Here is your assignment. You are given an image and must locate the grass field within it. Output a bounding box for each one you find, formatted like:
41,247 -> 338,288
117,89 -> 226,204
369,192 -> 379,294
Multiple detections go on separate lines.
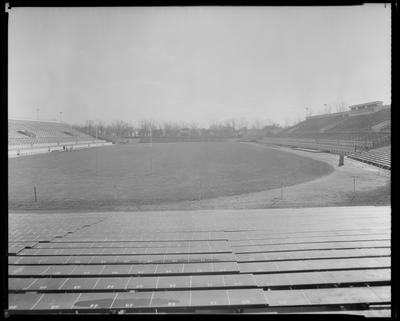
8,142 -> 334,211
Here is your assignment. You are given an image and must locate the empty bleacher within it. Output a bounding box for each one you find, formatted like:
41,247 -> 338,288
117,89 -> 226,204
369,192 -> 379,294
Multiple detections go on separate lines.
325,109 -> 390,133
261,107 -> 390,155
259,137 -> 372,155
7,207 -> 391,315
347,146 -> 391,170
285,114 -> 347,135
8,119 -> 112,157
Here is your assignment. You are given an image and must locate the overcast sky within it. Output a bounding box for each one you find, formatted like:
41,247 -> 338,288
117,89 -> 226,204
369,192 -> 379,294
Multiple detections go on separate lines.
8,5 -> 391,127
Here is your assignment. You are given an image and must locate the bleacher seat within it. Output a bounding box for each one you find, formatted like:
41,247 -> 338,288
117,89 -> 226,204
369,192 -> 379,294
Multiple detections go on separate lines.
347,146 -> 391,170
325,109 -> 390,133
8,120 -> 110,157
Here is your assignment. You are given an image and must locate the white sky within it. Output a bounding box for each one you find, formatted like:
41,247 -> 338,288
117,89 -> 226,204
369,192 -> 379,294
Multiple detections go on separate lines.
8,5 -> 391,127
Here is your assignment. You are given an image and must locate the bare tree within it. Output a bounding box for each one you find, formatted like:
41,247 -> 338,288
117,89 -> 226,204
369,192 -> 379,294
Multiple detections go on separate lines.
250,120 -> 263,130
334,101 -> 348,113
162,122 -> 180,137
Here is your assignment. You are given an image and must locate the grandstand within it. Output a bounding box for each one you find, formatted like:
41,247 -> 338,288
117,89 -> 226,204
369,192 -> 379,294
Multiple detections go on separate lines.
325,109 -> 390,133
261,102 -> 390,156
285,113 -> 347,135
348,146 -> 391,170
8,119 -> 112,157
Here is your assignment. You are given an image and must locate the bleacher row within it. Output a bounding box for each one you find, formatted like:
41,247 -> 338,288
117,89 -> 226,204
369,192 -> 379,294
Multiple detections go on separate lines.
8,208 -> 391,315
328,110 -> 390,133
287,114 -> 346,134
8,119 -> 111,157
9,120 -> 92,139
277,131 -> 390,144
348,147 -> 391,170
259,137 -> 370,155
266,108 -> 391,157
282,109 -> 390,136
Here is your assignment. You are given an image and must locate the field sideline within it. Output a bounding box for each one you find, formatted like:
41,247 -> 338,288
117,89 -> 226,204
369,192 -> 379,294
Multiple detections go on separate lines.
9,141 -> 334,211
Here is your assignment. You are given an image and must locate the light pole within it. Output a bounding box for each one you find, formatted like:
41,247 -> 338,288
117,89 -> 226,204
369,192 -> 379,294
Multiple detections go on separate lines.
59,112 -> 63,123
36,108 -> 40,120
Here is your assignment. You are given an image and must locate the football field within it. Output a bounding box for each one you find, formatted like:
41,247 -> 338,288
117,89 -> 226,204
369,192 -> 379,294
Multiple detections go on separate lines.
8,142 -> 333,211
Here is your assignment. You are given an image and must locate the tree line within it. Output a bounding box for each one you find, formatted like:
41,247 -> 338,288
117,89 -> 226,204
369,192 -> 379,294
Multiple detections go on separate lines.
72,119 -> 281,138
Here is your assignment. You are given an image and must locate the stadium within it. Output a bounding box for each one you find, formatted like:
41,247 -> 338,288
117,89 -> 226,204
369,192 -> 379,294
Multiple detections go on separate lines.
8,101 -> 391,315
6,5 -> 391,317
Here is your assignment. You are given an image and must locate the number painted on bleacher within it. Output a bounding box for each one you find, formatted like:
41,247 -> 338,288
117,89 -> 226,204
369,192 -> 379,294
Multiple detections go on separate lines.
73,285 -> 81,289
125,303 -> 134,308
9,305 -> 17,309
90,304 -> 98,308
168,302 -> 176,306
136,284 -> 143,288
169,284 -> 176,287
51,305 -> 60,309
39,286 -> 47,289
210,301 -> 217,305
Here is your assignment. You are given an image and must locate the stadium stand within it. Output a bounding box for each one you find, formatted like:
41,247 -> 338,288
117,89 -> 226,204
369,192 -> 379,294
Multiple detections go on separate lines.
372,120 -> 391,132
325,109 -> 390,133
347,146 -> 391,170
260,103 -> 390,155
285,114 -> 347,135
8,119 -> 112,157
8,207 -> 390,315
259,137 -> 370,155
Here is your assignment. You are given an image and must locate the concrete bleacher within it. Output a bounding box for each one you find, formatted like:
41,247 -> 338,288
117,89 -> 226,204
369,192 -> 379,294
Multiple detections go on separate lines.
262,106 -> 390,155
7,207 -> 390,315
285,114 -> 347,135
283,109 -> 390,136
8,119 -> 112,158
347,146 -> 391,170
325,109 -> 390,133
258,137 -> 372,155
